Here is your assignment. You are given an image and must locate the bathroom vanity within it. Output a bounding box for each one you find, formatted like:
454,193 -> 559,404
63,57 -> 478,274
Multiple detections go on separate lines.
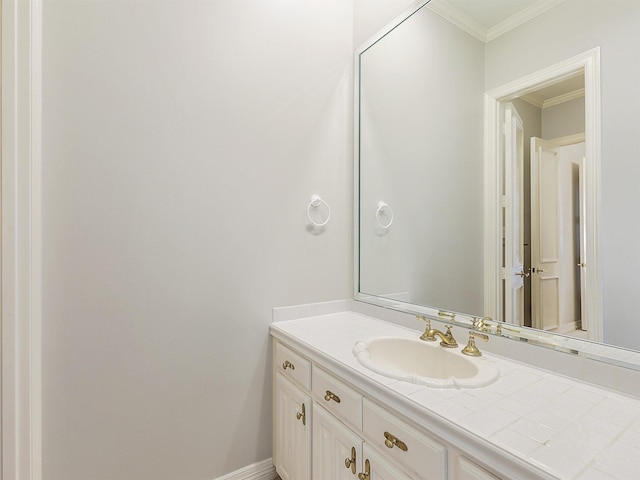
271,309 -> 640,480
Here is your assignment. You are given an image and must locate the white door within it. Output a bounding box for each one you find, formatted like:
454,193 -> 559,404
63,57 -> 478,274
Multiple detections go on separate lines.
313,404 -> 363,480
274,373 -> 312,480
530,137 -> 562,331
504,104 -> 526,325
578,156 -> 588,330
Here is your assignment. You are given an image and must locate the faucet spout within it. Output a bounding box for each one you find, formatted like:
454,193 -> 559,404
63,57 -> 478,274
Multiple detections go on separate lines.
420,325 -> 458,348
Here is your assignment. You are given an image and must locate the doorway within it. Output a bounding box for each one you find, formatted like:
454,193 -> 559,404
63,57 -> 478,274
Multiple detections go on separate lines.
484,48 -> 602,342
529,137 -> 585,334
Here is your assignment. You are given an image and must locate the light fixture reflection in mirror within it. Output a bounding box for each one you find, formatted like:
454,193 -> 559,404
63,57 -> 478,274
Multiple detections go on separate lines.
355,0 -> 640,370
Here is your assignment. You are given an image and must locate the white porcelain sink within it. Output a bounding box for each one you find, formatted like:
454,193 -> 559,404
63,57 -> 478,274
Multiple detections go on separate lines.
352,337 -> 500,389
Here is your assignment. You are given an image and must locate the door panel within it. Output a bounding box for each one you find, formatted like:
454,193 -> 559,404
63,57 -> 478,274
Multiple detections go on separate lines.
313,404 -> 363,480
531,137 -> 562,331
504,103 -> 526,326
275,373 -> 312,480
363,444 -> 413,480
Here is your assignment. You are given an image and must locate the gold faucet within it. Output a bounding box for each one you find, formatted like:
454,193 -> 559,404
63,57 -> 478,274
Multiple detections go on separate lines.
461,331 -> 489,356
417,315 -> 431,336
472,316 -> 492,332
421,325 -> 458,348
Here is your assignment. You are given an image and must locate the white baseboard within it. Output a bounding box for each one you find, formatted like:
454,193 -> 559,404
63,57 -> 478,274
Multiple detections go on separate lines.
214,458 -> 278,480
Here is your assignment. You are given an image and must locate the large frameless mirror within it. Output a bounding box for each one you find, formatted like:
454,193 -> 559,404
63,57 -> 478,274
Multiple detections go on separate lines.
355,0 -> 640,369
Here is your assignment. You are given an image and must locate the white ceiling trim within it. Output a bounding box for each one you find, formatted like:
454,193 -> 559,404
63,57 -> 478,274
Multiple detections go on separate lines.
428,0 -> 567,44
427,1 -> 488,43
520,87 -> 585,109
486,0 -> 567,42
543,87 -> 585,108
519,93 -> 545,108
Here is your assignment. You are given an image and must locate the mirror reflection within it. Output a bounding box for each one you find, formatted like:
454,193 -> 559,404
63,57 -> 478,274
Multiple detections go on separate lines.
357,0 -> 640,359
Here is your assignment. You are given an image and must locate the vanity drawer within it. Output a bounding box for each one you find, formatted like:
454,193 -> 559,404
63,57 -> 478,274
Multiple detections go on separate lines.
312,367 -> 363,431
362,398 -> 447,480
275,341 -> 311,391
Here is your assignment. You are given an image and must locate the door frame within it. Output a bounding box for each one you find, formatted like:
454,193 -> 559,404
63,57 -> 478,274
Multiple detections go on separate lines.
2,0 -> 43,478
483,47 -> 602,342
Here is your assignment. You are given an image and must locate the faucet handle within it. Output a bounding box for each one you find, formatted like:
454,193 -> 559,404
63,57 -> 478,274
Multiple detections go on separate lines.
438,310 -> 456,322
461,331 -> 489,357
417,315 -> 431,331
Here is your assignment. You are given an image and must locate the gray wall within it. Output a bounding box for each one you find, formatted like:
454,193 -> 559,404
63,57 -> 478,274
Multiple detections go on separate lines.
353,0 -> 416,47
485,0 -> 640,348
42,1 -> 354,479
542,97 -> 585,139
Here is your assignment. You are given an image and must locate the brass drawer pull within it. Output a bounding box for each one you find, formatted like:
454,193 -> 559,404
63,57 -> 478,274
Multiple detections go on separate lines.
344,446 -> 356,474
357,459 -> 370,480
296,403 -> 306,426
384,431 -> 408,451
282,360 -> 295,370
324,390 -> 341,403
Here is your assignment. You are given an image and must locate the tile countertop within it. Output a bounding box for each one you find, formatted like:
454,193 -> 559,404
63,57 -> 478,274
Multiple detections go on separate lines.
270,311 -> 640,480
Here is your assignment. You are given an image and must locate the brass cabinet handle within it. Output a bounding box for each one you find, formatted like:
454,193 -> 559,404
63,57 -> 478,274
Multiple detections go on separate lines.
344,446 -> 356,474
357,459 -> 370,480
324,390 -> 341,403
282,360 -> 295,370
384,431 -> 408,451
296,403 -> 306,426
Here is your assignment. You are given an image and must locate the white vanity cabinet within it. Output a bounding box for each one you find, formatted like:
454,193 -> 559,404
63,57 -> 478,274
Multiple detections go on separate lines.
312,403 -> 413,480
362,398 -> 447,480
273,338 -> 506,480
362,444 -> 414,480
274,341 -> 313,480
274,373 -> 312,480
455,456 -> 501,480
312,404 -> 363,480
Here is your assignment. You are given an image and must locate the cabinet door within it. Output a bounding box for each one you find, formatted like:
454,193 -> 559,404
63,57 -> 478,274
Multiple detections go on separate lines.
313,404 -> 363,480
362,444 -> 413,480
363,399 -> 447,480
275,373 -> 312,480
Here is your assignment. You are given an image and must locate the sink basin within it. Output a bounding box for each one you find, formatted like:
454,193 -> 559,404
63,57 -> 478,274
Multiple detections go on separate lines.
352,337 -> 500,389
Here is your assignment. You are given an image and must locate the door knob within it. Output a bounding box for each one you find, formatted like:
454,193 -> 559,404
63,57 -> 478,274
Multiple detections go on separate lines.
358,459 -> 370,480
344,446 -> 356,474
282,360 -> 295,370
296,403 -> 306,426
324,390 -> 341,403
516,270 -> 530,278
384,431 -> 408,451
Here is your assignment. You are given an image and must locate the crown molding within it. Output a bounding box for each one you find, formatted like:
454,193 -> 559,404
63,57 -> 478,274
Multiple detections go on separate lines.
519,94 -> 545,108
543,87 -> 585,108
519,87 -> 585,109
486,0 -> 567,42
426,0 -> 487,42
428,0 -> 567,44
